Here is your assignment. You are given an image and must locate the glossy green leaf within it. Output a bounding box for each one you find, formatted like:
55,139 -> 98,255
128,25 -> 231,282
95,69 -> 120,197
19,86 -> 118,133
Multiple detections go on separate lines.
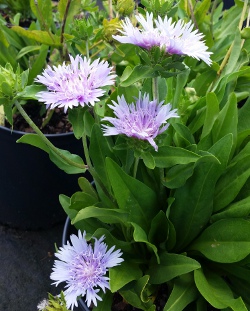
30,0 -> 53,29
130,222 -> 159,263
147,253 -> 200,284
78,177 -> 97,199
213,155 -> 250,212
194,268 -> 248,310
17,133 -> 49,152
163,163 -> 194,189
109,261 -> 143,292
212,92 -> 237,154
28,44 -> 49,84
89,124 -> 115,191
70,192 -> 98,211
73,206 -> 129,225
190,219 -> 250,263
106,158 -> 158,232
211,196 -> 250,222
169,134 -> 233,251
12,26 -> 61,47
164,274 -> 199,311
17,85 -> 46,100
68,107 -> 86,139
201,92 -> 219,140
152,146 -> 201,168
120,65 -> 155,87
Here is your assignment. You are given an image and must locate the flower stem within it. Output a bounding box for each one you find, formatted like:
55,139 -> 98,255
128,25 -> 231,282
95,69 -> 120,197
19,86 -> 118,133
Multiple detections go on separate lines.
152,77 -> 159,101
133,156 -> 139,178
14,100 -> 86,170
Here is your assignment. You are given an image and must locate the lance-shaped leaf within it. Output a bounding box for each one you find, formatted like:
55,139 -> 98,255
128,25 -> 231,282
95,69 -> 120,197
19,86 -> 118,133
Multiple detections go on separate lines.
147,253 -> 200,284
164,273 -> 199,311
169,134 -> 233,251
194,268 -> 248,310
189,218 -> 250,263
106,158 -> 158,232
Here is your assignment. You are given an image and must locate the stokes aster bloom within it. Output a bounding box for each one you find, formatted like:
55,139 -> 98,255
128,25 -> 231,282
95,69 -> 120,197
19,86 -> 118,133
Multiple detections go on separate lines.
113,12 -> 212,65
35,55 -> 116,112
51,231 -> 123,310
102,93 -> 179,151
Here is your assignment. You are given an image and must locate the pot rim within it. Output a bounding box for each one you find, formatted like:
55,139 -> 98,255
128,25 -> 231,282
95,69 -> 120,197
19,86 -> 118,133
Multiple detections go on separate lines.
0,124 -> 74,138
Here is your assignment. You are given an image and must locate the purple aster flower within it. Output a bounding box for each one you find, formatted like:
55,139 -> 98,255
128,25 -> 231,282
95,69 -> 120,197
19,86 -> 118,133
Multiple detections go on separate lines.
113,12 -> 163,49
155,16 -> 212,65
102,93 -> 179,151
113,13 -> 212,65
35,55 -> 116,112
50,230 -> 123,310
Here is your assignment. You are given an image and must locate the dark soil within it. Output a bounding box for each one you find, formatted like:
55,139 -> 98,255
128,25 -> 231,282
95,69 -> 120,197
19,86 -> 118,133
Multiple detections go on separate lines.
5,102 -> 72,134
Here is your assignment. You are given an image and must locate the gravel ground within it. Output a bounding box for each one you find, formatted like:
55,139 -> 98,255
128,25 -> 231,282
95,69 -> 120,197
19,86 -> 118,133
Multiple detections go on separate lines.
0,221 -> 66,311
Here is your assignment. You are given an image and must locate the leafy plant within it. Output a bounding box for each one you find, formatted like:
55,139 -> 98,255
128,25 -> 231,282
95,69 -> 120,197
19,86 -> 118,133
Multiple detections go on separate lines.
3,0 -> 250,310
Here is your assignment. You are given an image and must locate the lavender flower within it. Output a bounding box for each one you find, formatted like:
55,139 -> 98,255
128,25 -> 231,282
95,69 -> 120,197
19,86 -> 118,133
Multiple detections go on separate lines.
51,230 -> 123,310
113,12 -> 212,65
102,93 -> 179,151
35,55 -> 116,112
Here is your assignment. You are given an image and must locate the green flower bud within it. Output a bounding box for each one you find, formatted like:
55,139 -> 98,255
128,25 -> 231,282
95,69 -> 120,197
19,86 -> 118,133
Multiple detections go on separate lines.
103,18 -> 122,42
0,63 -> 28,101
116,0 -> 134,16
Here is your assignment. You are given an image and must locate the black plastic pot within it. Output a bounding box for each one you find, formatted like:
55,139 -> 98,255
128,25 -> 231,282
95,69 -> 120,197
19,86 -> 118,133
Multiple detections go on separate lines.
0,126 -> 83,229
62,216 -> 90,311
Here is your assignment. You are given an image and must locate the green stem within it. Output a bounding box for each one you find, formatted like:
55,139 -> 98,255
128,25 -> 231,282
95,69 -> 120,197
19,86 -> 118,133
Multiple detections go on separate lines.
61,0 -> 71,45
152,76 -> 159,101
14,100 -> 86,170
40,108 -> 54,129
133,156 -> 139,178
86,41 -> 89,60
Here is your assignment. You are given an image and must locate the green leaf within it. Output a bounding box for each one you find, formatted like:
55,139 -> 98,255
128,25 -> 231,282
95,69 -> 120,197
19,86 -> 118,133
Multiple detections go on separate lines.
212,93 -> 238,156
17,133 -> 49,152
211,196 -> 250,222
201,92 -> 219,140
69,192 -> 98,211
190,218 -> 250,263
109,261 -> 143,292
30,0 -> 53,29
12,26 -> 61,47
120,65 -> 155,87
78,177 -> 97,199
16,45 -> 41,60
164,273 -> 199,311
92,291 -> 113,311
68,107 -> 86,139
152,146 -> 201,168
169,134 -> 233,251
49,148 -> 86,174
163,163 -> 194,189
106,158 -> 158,232
89,124 -> 115,190
73,206 -> 129,225
213,155 -> 250,212
194,268 -> 248,311
28,44 -> 49,84
17,85 -> 46,100
130,222 -> 159,263
147,253 -> 200,284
